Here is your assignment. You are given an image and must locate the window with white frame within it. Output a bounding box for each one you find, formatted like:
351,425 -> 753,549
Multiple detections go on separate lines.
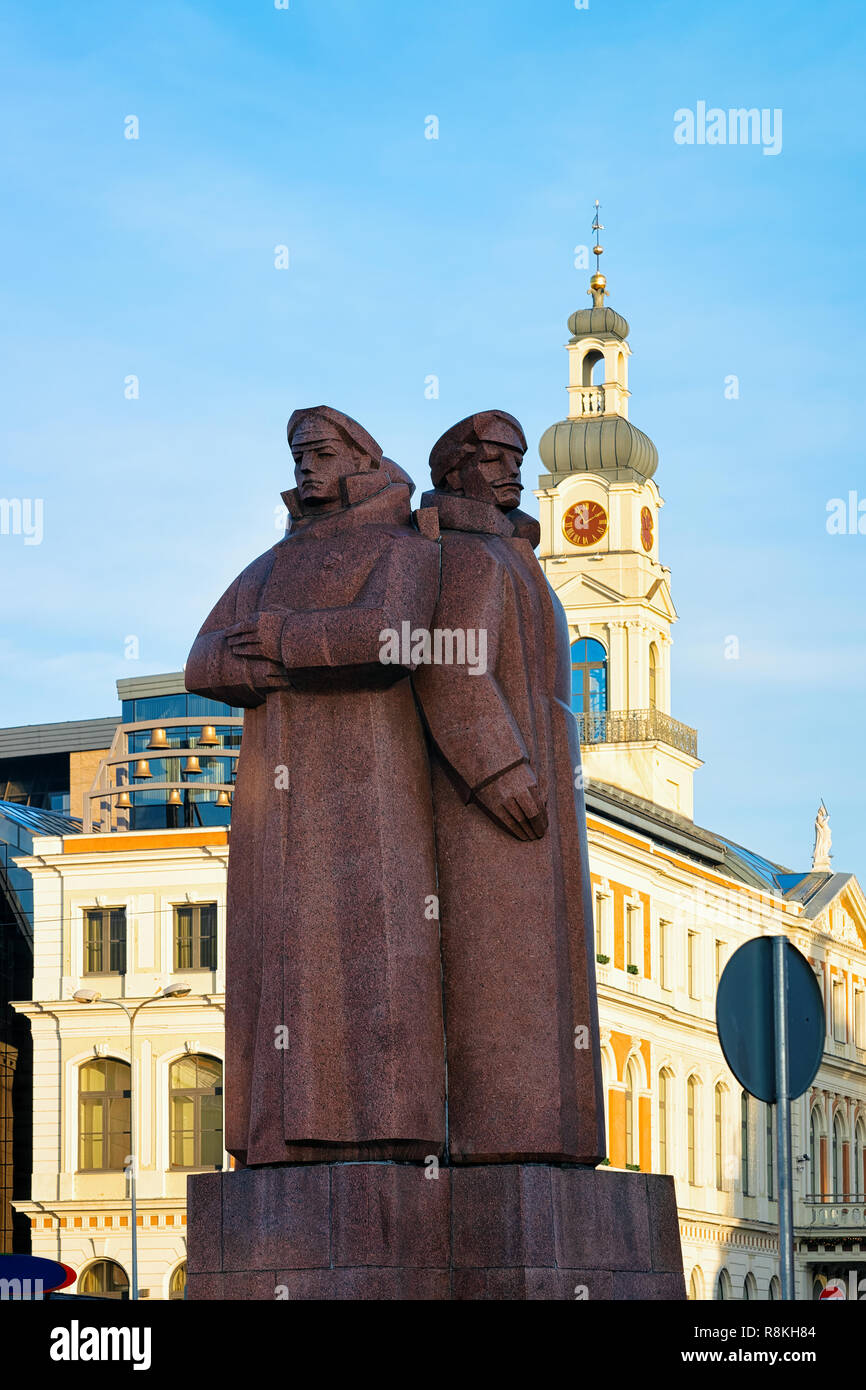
658,1069 -> 671,1173
626,903 -> 641,972
687,1075 -> 699,1184
594,892 -> 604,959
832,979 -> 846,1043
658,919 -> 671,989
625,1058 -> 640,1167
83,908 -> 126,975
687,931 -> 699,999
714,1083 -> 724,1190
741,1090 -> 751,1195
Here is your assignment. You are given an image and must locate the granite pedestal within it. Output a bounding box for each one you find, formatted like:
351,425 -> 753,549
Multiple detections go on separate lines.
186,1163 -> 685,1300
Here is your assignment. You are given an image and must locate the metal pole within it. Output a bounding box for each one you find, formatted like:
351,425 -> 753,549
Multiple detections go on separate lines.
129,1007 -> 138,1301
773,935 -> 795,1300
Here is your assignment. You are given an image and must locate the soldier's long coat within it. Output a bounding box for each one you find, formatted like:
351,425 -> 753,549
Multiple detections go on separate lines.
186,473 -> 445,1165
412,490 -> 606,1164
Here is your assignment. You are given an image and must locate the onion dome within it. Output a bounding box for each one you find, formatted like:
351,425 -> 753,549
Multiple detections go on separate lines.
568,304 -> 630,340
539,414 -> 658,481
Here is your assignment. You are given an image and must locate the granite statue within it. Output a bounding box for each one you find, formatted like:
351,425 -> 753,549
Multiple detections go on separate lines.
186,405 -> 446,1165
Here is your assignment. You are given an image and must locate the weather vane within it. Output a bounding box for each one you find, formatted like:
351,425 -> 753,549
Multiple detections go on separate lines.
592,200 -> 604,271
589,199 -> 608,307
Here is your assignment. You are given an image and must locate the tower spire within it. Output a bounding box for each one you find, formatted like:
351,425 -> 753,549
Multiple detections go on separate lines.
589,200 -> 607,308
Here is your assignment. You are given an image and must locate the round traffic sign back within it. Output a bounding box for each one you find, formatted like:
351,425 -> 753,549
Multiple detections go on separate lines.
716,937 -> 824,1103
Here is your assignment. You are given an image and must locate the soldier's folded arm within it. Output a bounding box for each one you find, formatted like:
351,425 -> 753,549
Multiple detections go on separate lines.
185,571 -> 269,708
277,536 -> 438,670
413,547 -> 546,833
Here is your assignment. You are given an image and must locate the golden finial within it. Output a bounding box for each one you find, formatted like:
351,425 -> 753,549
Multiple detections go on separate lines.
589,199 -> 607,307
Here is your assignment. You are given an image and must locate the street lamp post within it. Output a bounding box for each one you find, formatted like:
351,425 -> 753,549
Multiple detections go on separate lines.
73,982 -> 192,1300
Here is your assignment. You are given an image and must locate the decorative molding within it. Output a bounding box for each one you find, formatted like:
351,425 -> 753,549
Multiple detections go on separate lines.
679,1221 -> 778,1253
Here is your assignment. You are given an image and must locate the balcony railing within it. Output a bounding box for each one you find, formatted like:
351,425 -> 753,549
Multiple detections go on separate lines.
802,1196 -> 866,1230
572,386 -> 605,416
575,708 -> 699,759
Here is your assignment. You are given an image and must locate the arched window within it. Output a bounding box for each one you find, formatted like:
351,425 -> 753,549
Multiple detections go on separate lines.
170,1054 -> 223,1169
769,1276 -> 781,1300
78,1259 -> 129,1300
600,1052 -> 610,1162
809,1108 -> 821,1197
648,643 -> 659,711
741,1091 -> 751,1195
833,1113 -> 845,1198
716,1268 -> 731,1301
743,1272 -> 757,1301
625,1058 -> 639,1167
854,1119 -> 866,1199
581,349 -> 604,387
169,1262 -> 187,1301
658,1069 -> 670,1174
570,638 -> 608,724
714,1084 -> 724,1189
79,1059 -> 131,1172
688,1267 -> 704,1301
687,1075 -> 698,1184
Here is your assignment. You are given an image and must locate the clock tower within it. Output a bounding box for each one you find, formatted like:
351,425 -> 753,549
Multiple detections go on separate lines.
535,208 -> 700,815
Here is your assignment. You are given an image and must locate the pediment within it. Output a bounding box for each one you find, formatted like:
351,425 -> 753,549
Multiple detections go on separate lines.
807,879 -> 866,951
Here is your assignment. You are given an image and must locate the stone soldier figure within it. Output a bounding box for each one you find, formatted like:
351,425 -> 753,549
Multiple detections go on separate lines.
186,406 -> 446,1165
413,410 -> 605,1164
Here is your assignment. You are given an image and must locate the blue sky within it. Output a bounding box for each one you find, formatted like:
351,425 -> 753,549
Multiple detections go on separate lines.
2,0 -> 864,876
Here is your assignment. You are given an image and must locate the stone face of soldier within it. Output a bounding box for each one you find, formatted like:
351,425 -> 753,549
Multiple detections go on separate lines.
290,418 -> 371,511
226,414 -> 376,667
442,426 -> 525,512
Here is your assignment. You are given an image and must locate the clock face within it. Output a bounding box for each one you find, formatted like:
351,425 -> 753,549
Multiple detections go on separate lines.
562,500 -> 608,548
640,505 -> 654,552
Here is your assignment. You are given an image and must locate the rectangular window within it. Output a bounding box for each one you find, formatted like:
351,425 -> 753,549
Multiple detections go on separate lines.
688,931 -> 698,999
833,979 -> 846,1043
84,909 -> 126,975
626,904 -> 639,970
714,1086 -> 723,1190
658,920 -> 670,989
855,988 -> 866,1049
594,893 -> 603,957
174,903 -> 218,971
715,940 -> 724,988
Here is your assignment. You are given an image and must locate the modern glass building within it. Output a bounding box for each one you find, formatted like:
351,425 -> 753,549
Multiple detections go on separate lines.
89,675 -> 243,833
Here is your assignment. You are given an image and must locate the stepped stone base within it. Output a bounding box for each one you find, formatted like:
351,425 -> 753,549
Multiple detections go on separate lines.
186,1162 -> 685,1301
